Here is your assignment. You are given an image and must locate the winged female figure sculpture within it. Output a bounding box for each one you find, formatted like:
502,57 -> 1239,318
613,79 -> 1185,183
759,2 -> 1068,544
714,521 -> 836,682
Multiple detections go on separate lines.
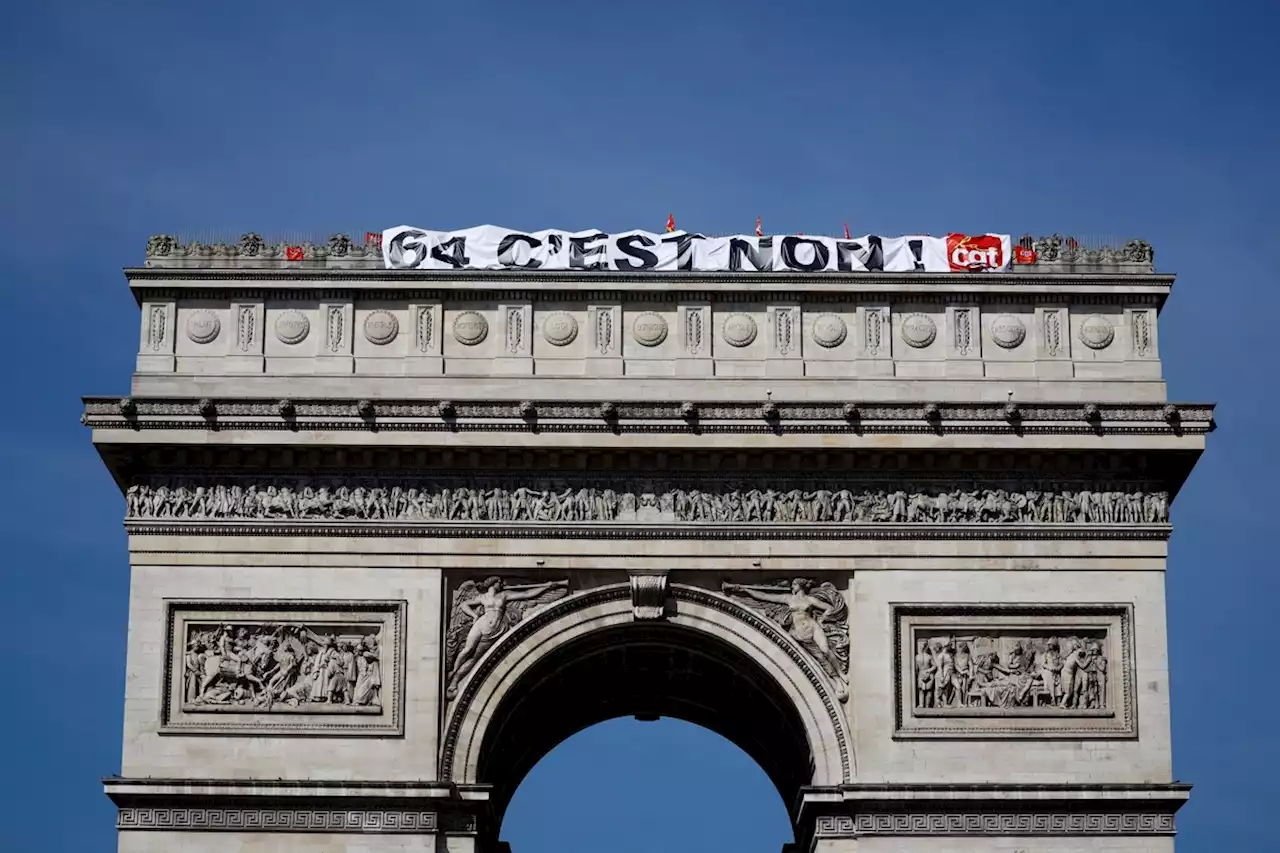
444,576 -> 570,699
722,578 -> 850,700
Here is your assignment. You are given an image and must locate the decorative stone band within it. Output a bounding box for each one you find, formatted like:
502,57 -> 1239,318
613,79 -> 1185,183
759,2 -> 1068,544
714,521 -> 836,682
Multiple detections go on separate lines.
814,812 -> 1176,837
117,807 -> 452,833
82,398 -> 1216,437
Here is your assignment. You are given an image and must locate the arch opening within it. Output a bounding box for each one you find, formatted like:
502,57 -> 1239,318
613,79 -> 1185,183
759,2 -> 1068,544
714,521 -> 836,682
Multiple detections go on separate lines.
476,621 -> 816,830
502,717 -> 794,853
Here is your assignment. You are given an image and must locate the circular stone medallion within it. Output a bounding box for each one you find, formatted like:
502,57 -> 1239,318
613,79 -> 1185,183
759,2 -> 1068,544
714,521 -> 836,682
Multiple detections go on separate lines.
452,311 -> 489,346
632,312 -> 669,347
901,313 -> 937,348
185,310 -> 221,344
274,310 -> 310,345
1079,314 -> 1115,350
811,313 -> 848,348
363,310 -> 399,345
990,314 -> 1027,349
542,312 -> 579,346
722,313 -> 758,347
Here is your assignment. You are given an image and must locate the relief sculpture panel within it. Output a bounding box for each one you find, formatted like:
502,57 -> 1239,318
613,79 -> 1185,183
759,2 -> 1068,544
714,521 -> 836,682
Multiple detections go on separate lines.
444,577 -> 569,700
161,600 -> 406,736
125,479 -> 1170,526
894,605 -> 1134,739
723,579 -> 850,700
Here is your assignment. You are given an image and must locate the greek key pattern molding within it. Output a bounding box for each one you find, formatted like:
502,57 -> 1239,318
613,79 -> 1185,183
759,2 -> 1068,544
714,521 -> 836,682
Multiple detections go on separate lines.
814,812 -> 1175,837
117,807 -> 478,834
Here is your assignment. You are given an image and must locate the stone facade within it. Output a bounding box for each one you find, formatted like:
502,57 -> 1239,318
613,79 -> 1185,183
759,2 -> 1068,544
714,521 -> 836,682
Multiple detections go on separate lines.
92,234 -> 1208,852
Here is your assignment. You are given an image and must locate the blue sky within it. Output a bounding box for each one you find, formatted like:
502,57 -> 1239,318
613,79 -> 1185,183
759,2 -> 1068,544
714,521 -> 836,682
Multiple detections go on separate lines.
2,1 -> 1277,850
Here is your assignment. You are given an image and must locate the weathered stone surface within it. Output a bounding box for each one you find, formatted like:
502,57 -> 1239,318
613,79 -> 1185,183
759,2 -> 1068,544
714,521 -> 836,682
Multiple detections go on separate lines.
94,241 -> 1208,852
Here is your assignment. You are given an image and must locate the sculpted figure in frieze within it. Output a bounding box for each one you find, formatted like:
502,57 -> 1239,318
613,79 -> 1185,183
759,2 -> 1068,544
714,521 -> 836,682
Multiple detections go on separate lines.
124,481 -> 1171,526
182,622 -> 382,712
445,577 -> 570,699
722,579 -> 850,699
913,633 -> 1109,712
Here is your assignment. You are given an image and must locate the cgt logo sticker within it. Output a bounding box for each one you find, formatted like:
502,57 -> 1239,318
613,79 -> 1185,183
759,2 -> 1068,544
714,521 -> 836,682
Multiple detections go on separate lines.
946,233 -> 1009,271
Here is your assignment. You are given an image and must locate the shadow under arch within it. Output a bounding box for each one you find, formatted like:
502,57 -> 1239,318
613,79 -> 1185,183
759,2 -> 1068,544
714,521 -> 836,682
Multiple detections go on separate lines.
440,582 -> 853,837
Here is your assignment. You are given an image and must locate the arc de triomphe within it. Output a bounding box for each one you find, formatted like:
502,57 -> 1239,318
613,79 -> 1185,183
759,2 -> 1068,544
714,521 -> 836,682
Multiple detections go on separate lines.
89,232 -> 1212,852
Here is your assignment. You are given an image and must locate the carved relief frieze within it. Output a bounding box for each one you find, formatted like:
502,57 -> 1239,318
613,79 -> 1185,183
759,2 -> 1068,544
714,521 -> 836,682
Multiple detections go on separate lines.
723,579 -> 849,699
542,311 -> 578,347
146,304 -> 168,352
894,604 -> 1135,738
125,480 -> 1170,526
722,312 -> 758,347
325,305 -> 346,353
862,307 -> 887,355
235,305 -> 258,352
593,306 -> 616,354
444,577 -> 569,699
161,600 -> 405,736
414,305 -> 434,352
990,313 -> 1026,349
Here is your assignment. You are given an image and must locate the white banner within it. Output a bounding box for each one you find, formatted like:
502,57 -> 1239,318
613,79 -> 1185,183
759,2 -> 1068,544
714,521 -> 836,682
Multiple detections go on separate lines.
382,225 -> 1011,273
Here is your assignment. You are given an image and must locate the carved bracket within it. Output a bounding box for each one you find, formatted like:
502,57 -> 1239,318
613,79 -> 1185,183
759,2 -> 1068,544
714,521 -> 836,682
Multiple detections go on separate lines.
629,572 -> 669,620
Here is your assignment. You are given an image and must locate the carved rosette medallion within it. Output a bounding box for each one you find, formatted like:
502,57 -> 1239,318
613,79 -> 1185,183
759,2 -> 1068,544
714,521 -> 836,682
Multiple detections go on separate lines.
542,312 -> 579,346
990,314 -> 1027,349
631,312 -> 668,347
722,313 -> 758,347
901,313 -> 937,348
452,311 -> 489,346
363,310 -> 399,345
185,310 -> 221,344
1079,314 -> 1115,350
274,310 -> 310,345
812,313 -> 848,348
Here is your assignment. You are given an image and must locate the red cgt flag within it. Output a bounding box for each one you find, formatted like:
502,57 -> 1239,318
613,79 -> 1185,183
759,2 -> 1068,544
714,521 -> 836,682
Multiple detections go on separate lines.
665,213 -> 676,233
843,222 -> 851,240
755,216 -> 763,237
365,231 -> 382,246
285,245 -> 304,261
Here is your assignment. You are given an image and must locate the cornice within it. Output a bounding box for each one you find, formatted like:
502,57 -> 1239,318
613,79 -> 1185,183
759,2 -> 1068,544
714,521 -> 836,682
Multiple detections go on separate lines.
83,398 -> 1217,437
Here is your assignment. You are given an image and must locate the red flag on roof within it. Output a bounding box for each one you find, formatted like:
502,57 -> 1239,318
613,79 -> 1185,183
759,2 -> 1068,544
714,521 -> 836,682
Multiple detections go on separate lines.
365,231 -> 382,246
665,213 -> 676,233
843,222 -> 851,240
285,246 -> 304,261
755,216 -> 763,237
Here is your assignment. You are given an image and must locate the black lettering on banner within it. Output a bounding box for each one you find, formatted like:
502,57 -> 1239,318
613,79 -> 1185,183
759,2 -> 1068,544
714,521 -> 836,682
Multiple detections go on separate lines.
386,229 -> 430,269
661,233 -> 705,271
546,234 -> 564,255
497,233 -> 543,268
780,236 -> 829,271
729,237 -> 773,271
613,234 -> 659,270
908,238 -> 925,270
569,232 -> 609,269
430,236 -> 470,269
836,235 -> 884,272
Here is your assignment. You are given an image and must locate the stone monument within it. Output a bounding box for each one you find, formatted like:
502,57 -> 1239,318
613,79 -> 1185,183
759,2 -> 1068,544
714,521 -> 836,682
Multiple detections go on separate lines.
89,231 -> 1212,852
